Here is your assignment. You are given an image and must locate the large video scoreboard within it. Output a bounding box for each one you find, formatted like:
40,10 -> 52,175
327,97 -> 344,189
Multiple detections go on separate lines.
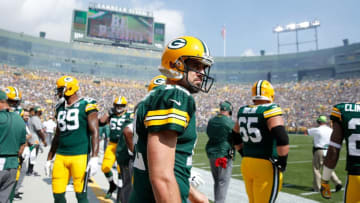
70,7 -> 165,48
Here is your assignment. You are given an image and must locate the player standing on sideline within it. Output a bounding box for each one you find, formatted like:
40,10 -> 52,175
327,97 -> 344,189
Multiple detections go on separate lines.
306,115 -> 342,192
130,36 -> 213,203
232,80 -> 289,203
45,76 -> 99,203
320,102 -> 360,202
206,101 -> 235,203
3,86 -> 26,201
98,96 -> 130,199
115,108 -> 134,203
0,90 -> 26,202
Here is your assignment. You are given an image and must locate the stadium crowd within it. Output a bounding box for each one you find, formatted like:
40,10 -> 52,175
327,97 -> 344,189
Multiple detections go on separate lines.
1,63 -> 360,132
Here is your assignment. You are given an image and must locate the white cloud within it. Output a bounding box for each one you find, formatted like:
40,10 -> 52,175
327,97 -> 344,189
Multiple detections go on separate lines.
0,0 -> 85,42
241,49 -> 257,57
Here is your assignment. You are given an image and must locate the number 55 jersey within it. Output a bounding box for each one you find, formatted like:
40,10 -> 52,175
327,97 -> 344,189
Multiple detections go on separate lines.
55,97 -> 98,155
237,103 -> 283,159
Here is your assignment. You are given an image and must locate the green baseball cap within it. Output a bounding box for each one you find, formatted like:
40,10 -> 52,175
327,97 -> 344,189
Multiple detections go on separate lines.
220,101 -> 232,112
317,115 -> 327,123
34,106 -> 43,112
0,90 -> 7,100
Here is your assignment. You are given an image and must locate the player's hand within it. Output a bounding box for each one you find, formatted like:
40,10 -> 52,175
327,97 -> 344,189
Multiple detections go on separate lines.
320,180 -> 331,199
44,160 -> 53,177
87,157 -> 99,177
190,170 -> 205,188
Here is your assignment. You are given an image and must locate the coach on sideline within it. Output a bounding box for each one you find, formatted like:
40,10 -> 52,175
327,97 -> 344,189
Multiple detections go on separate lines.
0,90 -> 26,202
306,115 -> 342,192
206,101 -> 235,203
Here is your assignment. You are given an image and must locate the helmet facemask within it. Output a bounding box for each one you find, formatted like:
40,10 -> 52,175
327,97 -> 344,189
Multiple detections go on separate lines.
179,57 -> 214,93
114,104 -> 126,114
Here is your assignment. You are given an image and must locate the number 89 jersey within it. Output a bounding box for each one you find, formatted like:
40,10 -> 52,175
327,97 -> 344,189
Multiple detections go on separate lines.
331,103 -> 360,175
237,103 -> 283,159
56,97 -> 98,155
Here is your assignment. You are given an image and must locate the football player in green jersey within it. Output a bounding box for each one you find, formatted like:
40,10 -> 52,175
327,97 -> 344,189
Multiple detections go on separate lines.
320,103 -> 360,202
0,90 -> 26,202
232,80 -> 289,203
46,76 -> 99,203
98,96 -> 131,199
130,36 -> 213,203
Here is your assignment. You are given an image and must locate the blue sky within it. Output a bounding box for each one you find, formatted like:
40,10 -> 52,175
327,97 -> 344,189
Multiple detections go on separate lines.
1,0 -> 359,57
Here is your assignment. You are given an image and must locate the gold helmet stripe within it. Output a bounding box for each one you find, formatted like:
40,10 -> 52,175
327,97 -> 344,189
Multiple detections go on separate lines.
256,80 -> 263,97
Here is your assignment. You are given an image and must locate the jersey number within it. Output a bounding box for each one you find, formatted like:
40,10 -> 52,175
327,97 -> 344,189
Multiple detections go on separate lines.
348,118 -> 360,156
239,117 -> 262,143
110,118 -> 126,130
57,109 -> 79,132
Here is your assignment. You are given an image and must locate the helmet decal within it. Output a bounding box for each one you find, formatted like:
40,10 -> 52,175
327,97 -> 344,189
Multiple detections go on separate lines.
168,38 -> 187,49
64,77 -> 73,82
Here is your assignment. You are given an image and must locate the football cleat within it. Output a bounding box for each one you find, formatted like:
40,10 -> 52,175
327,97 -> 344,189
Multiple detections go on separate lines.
148,75 -> 167,92
320,180 -> 331,199
251,80 -> 275,102
159,36 -> 214,93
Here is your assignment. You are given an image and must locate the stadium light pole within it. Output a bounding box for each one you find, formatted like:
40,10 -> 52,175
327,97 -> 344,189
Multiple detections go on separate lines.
273,20 -> 320,54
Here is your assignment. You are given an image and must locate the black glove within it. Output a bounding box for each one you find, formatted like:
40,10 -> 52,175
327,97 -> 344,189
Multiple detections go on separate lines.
227,148 -> 235,159
270,155 -> 288,172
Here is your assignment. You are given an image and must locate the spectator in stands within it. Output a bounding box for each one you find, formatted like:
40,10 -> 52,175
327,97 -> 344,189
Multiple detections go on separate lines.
306,115 -> 342,192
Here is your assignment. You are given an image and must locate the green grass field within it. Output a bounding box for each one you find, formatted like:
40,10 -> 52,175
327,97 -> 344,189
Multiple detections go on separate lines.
193,133 -> 348,203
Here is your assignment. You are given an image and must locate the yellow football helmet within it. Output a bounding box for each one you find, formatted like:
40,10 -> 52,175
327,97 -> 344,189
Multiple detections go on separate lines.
4,86 -> 22,107
114,96 -> 127,106
113,96 -> 127,114
56,76 -> 79,97
148,75 -> 167,92
159,36 -> 214,93
251,80 -> 275,102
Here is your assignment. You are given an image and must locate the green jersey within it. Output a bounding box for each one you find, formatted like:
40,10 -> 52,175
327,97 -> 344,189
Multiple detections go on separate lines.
99,124 -> 110,139
109,111 -> 133,143
112,111 -> 134,165
237,103 -> 283,159
206,114 -> 235,159
131,85 -> 196,203
55,97 -> 98,155
0,110 -> 26,169
331,103 -> 360,175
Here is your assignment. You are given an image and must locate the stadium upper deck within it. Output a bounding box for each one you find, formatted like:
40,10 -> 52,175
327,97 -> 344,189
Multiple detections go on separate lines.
1,28 -> 360,82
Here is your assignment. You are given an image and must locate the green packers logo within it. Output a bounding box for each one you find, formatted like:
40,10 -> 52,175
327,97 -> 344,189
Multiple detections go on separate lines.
64,77 -> 73,82
168,38 -> 186,49
154,78 -> 166,85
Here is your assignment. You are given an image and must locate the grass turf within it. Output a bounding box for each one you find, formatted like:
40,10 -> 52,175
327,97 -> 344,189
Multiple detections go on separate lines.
193,133 -> 347,203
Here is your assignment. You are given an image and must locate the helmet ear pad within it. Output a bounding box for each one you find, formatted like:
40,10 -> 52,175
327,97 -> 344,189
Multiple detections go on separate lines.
170,59 -> 185,72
